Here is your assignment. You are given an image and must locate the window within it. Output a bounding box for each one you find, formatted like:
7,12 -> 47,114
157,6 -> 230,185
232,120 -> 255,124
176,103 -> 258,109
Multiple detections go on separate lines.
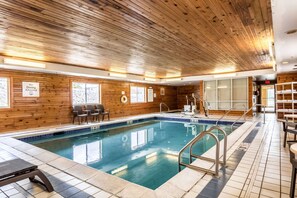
130,86 -> 146,103
0,77 -> 10,108
72,82 -> 100,105
204,78 -> 248,110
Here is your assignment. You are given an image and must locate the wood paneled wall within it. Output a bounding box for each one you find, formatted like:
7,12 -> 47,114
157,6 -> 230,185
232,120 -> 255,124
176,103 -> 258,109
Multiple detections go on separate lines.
277,72 -> 297,83
177,84 -> 200,110
0,69 -> 177,133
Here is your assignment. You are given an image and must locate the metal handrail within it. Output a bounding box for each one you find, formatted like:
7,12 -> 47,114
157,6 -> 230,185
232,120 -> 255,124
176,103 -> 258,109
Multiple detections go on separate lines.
231,104 -> 267,128
160,102 -> 170,113
178,126 -> 227,176
216,104 -> 246,125
190,126 -> 227,165
231,104 -> 256,128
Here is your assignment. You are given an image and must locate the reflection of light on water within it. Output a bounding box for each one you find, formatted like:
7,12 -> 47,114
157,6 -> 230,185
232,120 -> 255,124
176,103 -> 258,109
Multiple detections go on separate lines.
146,156 -> 158,165
146,152 -> 157,159
114,169 -> 128,177
165,154 -> 178,161
111,165 -> 128,174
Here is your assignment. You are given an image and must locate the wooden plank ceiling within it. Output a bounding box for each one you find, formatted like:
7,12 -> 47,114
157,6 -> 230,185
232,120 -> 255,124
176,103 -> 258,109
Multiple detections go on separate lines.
0,0 -> 273,78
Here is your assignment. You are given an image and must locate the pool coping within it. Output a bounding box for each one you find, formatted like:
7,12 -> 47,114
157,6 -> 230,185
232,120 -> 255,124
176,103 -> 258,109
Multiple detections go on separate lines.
0,115 -> 255,197
0,113 -> 245,140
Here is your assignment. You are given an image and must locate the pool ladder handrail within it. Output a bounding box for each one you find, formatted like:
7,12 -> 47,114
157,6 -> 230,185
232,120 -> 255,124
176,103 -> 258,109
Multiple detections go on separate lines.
160,102 -> 170,113
231,104 -> 267,128
216,104 -> 246,126
178,126 -> 227,176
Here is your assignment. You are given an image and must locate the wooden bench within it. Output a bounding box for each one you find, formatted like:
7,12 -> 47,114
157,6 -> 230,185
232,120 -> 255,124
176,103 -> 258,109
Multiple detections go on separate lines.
0,159 -> 54,192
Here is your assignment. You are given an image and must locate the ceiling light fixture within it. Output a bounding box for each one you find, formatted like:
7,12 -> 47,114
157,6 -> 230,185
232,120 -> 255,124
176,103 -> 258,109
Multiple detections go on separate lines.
109,72 -> 127,78
282,61 -> 289,64
144,77 -> 156,82
213,73 -> 236,78
165,78 -> 182,82
3,58 -> 46,68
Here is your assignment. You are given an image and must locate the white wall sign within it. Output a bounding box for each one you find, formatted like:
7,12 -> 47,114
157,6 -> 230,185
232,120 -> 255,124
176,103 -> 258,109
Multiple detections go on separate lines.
148,88 -> 154,102
160,87 -> 165,95
22,82 -> 40,97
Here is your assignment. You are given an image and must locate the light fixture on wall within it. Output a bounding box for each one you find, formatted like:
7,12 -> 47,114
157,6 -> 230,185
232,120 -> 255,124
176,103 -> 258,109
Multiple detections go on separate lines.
144,77 -> 156,82
3,58 -> 46,68
109,72 -> 127,78
165,78 -> 182,82
213,73 -> 236,78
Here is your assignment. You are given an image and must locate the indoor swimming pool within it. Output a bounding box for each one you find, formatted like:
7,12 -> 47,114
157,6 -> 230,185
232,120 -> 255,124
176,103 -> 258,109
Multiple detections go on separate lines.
22,120 -> 240,189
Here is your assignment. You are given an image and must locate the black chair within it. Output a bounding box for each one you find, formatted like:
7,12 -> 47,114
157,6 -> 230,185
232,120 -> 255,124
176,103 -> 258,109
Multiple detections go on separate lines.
0,159 -> 53,192
283,118 -> 297,147
288,142 -> 297,198
73,105 -> 88,124
86,104 -> 100,122
95,104 -> 110,121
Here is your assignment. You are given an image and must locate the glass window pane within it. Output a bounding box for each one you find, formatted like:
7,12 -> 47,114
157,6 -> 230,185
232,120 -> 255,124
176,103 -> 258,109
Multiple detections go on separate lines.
130,86 -> 137,103
204,81 -> 216,109
86,84 -> 99,104
232,78 -> 248,110
130,86 -> 146,103
204,81 -> 216,102
0,78 -> 9,108
232,79 -> 247,100
218,79 -> 231,109
137,87 -> 145,102
72,82 -> 86,105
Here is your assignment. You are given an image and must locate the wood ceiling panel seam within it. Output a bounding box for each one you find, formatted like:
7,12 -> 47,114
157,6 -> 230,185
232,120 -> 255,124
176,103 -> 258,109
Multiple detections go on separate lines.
0,2 -> 219,69
119,1 -> 230,64
0,17 -> 199,65
0,0 -> 273,77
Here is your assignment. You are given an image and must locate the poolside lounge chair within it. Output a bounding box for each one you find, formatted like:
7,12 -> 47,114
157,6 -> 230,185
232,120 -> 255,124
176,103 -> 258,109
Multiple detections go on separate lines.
283,118 -> 297,147
95,104 -> 110,121
0,158 -> 53,192
86,104 -> 100,122
73,105 -> 88,124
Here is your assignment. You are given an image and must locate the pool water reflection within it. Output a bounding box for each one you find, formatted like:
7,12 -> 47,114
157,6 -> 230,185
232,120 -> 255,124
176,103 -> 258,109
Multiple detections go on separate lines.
28,121 -> 235,189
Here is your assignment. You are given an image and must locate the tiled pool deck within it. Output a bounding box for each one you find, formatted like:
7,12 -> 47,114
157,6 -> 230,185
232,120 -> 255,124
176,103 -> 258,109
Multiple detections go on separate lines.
0,113 -> 295,198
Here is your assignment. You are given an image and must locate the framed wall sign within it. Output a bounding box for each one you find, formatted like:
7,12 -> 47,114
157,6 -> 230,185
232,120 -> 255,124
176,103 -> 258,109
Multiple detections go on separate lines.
148,88 -> 154,102
160,87 -> 165,96
22,82 -> 40,97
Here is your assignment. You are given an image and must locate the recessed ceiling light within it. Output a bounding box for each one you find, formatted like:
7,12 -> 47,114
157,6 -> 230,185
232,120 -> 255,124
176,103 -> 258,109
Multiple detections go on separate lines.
286,29 -> 297,35
109,72 -> 127,78
144,77 -> 156,82
3,58 -> 46,68
282,61 -> 289,64
213,73 -> 236,78
165,78 -> 182,82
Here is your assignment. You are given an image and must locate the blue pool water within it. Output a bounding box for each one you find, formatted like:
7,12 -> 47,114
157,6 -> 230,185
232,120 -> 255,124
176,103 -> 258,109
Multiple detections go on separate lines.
25,120 -> 237,189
